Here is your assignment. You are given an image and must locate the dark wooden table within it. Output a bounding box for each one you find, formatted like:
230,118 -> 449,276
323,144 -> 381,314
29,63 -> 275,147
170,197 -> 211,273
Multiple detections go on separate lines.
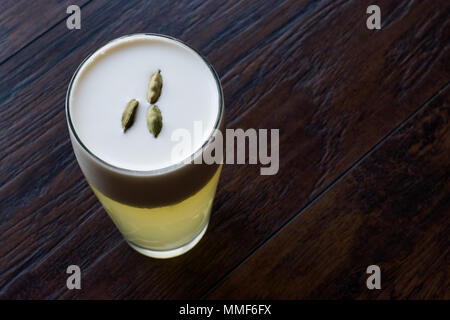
0,0 -> 448,299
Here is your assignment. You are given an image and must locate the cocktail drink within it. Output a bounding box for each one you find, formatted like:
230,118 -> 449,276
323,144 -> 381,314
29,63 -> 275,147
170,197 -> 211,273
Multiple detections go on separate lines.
66,34 -> 224,258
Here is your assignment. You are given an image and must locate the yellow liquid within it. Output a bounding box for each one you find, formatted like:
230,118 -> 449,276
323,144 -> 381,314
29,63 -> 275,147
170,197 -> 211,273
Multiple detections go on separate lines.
92,165 -> 222,251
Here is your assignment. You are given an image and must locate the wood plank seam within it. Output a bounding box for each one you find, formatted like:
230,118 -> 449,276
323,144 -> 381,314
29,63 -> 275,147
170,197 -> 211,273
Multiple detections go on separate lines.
200,81 -> 450,299
0,0 -> 94,66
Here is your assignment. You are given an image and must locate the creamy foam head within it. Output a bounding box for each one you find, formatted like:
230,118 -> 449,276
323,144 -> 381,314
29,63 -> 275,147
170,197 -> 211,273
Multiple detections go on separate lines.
69,34 -> 220,171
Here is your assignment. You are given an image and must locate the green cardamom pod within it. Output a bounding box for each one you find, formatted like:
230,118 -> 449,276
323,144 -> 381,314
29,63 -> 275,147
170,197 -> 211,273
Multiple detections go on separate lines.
147,70 -> 163,104
121,99 -> 139,132
147,105 -> 163,138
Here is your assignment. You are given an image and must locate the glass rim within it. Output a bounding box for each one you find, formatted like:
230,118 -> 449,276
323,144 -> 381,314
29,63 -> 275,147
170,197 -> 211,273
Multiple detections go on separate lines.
65,33 -> 224,176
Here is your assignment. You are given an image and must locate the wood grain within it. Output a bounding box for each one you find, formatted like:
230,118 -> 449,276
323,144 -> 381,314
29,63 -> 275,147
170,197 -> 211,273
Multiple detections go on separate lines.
0,0 -> 448,299
0,0 -> 91,64
208,87 -> 450,299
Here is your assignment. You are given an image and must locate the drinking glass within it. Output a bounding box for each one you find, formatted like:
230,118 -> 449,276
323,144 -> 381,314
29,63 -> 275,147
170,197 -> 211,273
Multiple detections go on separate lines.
66,34 -> 224,258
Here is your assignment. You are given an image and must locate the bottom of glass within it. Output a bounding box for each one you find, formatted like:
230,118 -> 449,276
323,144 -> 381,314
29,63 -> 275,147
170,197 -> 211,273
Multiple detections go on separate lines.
126,222 -> 209,259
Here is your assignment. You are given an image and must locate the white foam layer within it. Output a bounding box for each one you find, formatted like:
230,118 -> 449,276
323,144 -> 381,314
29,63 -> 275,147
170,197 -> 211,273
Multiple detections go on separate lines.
69,34 -> 219,171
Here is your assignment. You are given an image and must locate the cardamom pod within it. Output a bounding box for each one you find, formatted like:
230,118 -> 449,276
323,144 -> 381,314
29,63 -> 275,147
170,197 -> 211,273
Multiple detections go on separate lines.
121,99 -> 139,132
147,105 -> 163,138
147,70 -> 163,104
